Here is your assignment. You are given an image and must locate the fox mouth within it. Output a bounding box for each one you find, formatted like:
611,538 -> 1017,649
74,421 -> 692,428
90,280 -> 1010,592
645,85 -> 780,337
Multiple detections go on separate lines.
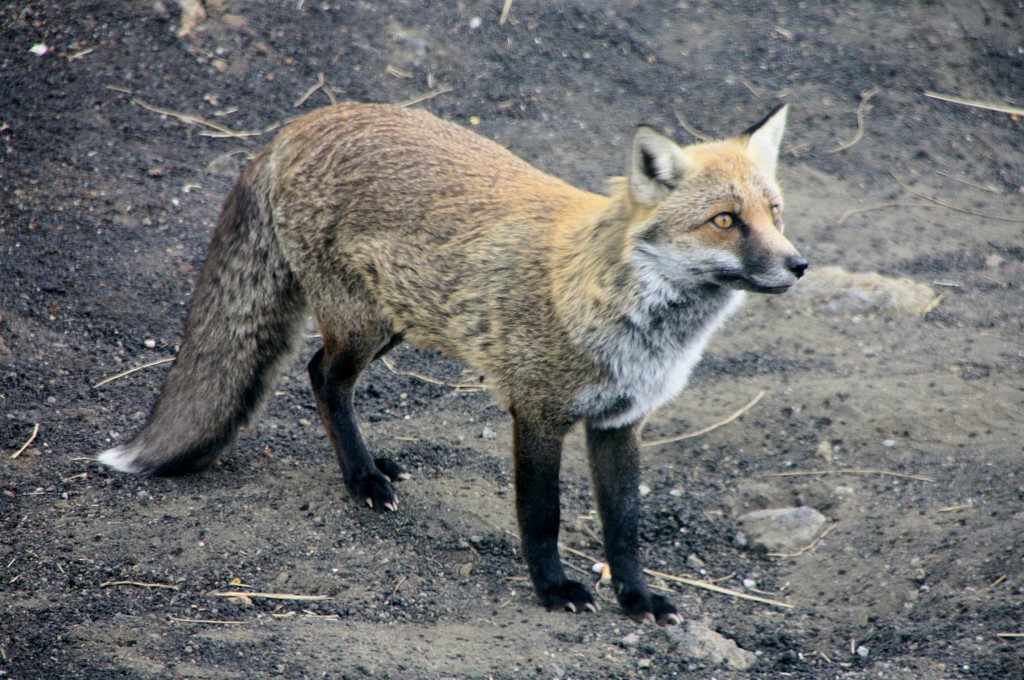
713,271 -> 796,294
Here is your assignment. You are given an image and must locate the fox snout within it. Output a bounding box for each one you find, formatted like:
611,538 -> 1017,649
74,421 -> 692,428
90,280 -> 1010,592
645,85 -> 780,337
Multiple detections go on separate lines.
722,237 -> 807,294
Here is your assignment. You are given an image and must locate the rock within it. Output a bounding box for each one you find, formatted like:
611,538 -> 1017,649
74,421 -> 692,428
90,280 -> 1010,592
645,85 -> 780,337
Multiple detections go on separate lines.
618,632 -> 641,648
666,618 -> 757,670
734,506 -> 827,554
815,440 -> 834,462
782,265 -> 938,317
479,426 -> 496,440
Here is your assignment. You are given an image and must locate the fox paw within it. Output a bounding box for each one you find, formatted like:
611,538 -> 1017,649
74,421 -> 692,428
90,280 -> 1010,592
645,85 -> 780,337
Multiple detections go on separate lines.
374,456 -> 410,482
539,580 -> 598,614
619,590 -> 681,626
350,472 -> 398,513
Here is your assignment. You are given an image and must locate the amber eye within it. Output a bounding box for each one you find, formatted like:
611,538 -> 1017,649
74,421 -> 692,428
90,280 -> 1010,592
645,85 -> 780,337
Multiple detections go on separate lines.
712,212 -> 735,229
770,204 -> 782,221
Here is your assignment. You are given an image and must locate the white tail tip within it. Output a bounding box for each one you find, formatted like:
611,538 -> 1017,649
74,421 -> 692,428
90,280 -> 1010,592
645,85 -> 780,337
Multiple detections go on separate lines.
97,445 -> 144,474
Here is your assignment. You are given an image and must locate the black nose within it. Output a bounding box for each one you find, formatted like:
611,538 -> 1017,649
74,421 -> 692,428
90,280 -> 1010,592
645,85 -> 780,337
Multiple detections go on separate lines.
788,257 -> 808,279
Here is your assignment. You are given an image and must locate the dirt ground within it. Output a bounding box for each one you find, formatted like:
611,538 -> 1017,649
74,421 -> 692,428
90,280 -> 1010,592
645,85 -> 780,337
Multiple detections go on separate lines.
2,1 -> 1023,678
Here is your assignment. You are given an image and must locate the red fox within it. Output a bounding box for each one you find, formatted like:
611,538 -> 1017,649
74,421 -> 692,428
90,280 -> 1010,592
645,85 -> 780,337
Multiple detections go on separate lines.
99,102 -> 805,624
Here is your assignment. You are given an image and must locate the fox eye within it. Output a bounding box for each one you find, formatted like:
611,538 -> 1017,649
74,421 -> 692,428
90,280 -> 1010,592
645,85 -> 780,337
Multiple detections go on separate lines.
711,212 -> 735,229
770,204 -> 782,218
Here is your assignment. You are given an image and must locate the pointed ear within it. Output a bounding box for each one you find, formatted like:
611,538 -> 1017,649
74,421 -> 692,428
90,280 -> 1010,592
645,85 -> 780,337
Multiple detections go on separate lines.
628,125 -> 688,208
741,104 -> 788,177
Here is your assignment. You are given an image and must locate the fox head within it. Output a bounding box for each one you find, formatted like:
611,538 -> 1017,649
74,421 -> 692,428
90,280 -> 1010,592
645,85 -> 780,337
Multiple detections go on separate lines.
627,105 -> 807,296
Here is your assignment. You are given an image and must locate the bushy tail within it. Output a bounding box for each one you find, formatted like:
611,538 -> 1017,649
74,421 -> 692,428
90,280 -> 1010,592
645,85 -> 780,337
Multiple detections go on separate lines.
99,158 -> 306,475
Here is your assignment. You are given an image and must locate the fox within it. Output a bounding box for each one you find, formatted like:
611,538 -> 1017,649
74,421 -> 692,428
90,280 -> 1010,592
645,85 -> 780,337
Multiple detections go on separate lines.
98,102 -> 806,624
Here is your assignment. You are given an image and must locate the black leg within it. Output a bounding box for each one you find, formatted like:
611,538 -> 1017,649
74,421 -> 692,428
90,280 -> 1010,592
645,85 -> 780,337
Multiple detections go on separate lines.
586,422 -> 680,625
308,346 -> 406,512
513,413 -> 596,613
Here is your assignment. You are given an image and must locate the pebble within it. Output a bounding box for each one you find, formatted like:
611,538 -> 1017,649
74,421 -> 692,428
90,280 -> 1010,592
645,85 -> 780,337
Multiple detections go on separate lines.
143,338 -> 156,348
619,632 -> 641,648
734,506 -> 827,554
480,426 -> 496,440
665,618 -> 758,670
815,440 -> 834,461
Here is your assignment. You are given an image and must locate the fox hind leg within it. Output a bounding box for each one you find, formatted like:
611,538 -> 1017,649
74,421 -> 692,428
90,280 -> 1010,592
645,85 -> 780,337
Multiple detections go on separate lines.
308,324 -> 407,512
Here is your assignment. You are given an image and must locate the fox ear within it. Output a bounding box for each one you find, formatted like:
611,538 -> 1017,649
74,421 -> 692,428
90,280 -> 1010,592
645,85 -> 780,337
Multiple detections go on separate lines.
741,104 -> 788,177
628,125 -> 687,208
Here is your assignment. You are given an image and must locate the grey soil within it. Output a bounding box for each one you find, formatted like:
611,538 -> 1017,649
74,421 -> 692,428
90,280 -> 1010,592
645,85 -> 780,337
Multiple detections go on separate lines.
2,2 -> 1022,678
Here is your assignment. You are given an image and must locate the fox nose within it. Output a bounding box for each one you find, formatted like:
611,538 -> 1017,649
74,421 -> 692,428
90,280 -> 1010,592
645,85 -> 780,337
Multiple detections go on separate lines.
787,256 -> 808,279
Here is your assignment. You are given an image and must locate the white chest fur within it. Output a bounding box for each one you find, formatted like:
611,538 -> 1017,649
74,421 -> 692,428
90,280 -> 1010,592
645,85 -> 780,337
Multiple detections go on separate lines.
572,289 -> 744,429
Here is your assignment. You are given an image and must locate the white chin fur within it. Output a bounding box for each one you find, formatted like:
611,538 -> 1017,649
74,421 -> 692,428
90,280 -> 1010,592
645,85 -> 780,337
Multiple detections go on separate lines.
97,445 -> 143,474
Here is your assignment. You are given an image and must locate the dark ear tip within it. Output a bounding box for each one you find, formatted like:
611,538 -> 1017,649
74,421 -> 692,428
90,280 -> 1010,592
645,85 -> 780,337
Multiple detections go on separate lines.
741,103 -> 789,137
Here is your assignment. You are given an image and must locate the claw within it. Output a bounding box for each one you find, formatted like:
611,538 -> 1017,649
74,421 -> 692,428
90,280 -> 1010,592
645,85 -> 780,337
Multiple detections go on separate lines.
365,498 -> 374,509
565,601 -> 577,613
383,500 -> 398,512
584,601 -> 599,613
663,612 -> 682,626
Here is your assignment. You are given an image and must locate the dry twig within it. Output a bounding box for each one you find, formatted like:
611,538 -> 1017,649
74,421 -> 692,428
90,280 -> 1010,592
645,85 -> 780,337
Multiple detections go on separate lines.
380,356 -> 487,392
924,91 -> 1024,118
759,468 -> 936,483
500,0 -> 514,24
9,423 -> 39,459
768,524 -> 836,558
209,591 -> 329,601
132,97 -> 282,139
829,87 -> 879,153
888,168 -> 1024,223
641,390 -> 765,448
170,616 -> 246,625
396,87 -> 454,108
293,72 -> 328,108
673,111 -> 712,141
101,580 -> 180,590
559,544 -> 792,609
93,357 -> 175,388
837,201 -> 908,224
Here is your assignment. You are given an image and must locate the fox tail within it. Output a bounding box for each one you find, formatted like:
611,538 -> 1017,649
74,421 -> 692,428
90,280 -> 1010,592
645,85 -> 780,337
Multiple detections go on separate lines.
98,158 -> 306,475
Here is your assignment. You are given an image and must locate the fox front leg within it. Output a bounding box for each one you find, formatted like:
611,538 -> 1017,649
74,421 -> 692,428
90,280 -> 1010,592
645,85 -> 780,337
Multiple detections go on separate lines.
512,413 -> 597,614
586,422 -> 681,625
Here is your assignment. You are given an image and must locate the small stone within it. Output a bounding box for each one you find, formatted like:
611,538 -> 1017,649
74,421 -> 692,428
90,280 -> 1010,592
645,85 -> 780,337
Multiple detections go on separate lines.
480,426 -> 496,440
211,58 -> 229,72
882,438 -> 896,448
638,483 -> 651,497
735,506 -> 827,554
637,658 -> 652,669
856,645 -> 869,658
665,618 -> 758,670
686,553 -> 706,570
143,338 -> 157,348
742,578 -> 757,589
298,418 -> 311,426
469,16 -> 482,29
619,632 -> 641,648
985,253 -> 1004,269
815,440 -> 834,461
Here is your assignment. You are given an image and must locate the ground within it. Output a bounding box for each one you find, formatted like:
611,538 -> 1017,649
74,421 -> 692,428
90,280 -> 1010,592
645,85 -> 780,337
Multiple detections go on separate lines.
1,1 -> 1023,678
